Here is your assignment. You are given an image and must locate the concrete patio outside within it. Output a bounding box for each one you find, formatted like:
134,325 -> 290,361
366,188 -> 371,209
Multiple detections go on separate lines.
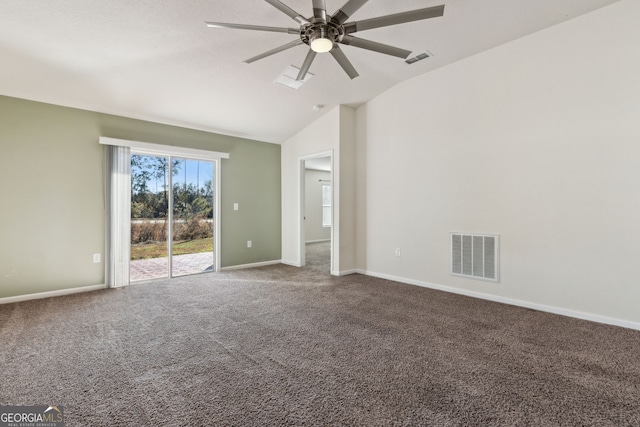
130,252 -> 214,281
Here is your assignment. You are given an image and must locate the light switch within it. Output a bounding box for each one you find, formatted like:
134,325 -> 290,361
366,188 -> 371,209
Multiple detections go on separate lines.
234,203 -> 239,211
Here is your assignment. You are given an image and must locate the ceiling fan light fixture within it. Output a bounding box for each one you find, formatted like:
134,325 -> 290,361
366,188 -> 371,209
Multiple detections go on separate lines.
310,37 -> 334,53
308,26 -> 335,53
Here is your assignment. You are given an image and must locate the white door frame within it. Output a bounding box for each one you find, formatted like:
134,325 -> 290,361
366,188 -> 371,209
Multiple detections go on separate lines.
299,150 -> 334,273
100,137 -> 228,277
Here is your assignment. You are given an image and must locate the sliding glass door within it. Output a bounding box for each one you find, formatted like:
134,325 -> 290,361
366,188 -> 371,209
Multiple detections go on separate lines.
171,158 -> 214,277
130,154 -> 214,281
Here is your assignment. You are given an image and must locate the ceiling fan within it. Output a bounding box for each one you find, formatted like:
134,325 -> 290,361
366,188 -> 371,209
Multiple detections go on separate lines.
206,0 -> 445,81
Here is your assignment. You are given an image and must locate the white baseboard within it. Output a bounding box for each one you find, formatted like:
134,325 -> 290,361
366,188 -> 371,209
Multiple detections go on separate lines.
0,284 -> 107,305
281,260 -> 302,268
221,260 -> 282,271
306,239 -> 331,244
356,269 -> 640,332
335,269 -> 358,276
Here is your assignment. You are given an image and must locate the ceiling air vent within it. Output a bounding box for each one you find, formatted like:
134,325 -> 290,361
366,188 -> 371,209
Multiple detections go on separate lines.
405,51 -> 431,65
451,233 -> 499,282
274,65 -> 314,89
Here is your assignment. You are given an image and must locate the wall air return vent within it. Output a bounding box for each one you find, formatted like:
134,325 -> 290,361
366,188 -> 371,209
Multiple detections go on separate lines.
451,233 -> 499,282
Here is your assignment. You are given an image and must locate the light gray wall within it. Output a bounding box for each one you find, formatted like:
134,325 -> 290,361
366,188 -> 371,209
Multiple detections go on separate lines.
281,105 -> 357,274
304,169 -> 331,242
0,95 -> 281,299
281,108 -> 339,269
355,0 -> 640,326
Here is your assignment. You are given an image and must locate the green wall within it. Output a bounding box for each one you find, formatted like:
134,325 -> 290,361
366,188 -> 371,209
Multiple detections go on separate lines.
0,95 -> 281,298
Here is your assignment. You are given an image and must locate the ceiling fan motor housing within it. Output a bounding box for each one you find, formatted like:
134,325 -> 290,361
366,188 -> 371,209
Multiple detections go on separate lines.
301,19 -> 344,52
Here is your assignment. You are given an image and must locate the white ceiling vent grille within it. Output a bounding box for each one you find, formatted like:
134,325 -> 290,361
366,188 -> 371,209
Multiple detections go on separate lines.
451,233 -> 499,282
274,65 -> 314,89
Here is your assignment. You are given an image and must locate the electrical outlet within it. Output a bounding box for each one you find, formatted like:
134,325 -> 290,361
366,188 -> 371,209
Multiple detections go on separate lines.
247,240 -> 252,248
395,248 -> 401,257
93,253 -> 101,263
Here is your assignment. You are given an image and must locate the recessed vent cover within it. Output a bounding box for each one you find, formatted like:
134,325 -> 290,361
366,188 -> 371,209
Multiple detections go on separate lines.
274,65 -> 314,89
451,233 -> 499,281
405,51 -> 431,64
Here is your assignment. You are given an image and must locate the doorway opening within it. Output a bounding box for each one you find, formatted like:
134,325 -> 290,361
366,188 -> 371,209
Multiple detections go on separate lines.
130,154 -> 216,281
301,153 -> 333,273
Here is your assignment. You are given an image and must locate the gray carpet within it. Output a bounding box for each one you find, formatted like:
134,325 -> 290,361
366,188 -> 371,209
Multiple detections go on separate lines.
305,241 -> 331,273
1,242 -> 639,426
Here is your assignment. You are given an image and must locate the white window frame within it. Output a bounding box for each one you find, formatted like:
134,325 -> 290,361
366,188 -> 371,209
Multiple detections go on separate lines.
321,183 -> 332,228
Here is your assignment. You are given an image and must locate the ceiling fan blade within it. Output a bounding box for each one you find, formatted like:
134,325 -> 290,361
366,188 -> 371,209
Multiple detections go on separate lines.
265,0 -> 310,25
206,22 -> 299,34
332,0 -> 369,25
330,46 -> 359,80
340,35 -> 411,59
344,4 -> 444,34
245,40 -> 305,64
312,0 -> 327,21
297,50 -> 317,81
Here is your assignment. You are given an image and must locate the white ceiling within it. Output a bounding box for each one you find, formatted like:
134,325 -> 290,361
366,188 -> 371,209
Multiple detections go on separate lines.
0,0 -> 620,143
305,156 -> 332,171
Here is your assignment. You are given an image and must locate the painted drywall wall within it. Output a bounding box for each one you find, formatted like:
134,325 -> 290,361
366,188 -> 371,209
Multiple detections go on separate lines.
281,105 -> 357,274
304,169 -> 331,243
282,107 -> 338,269
0,95 -> 281,298
355,0 -> 640,325
337,106 -> 357,273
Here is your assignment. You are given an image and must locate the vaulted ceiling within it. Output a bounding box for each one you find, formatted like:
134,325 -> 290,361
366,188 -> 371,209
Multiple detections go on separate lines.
0,0 -> 621,143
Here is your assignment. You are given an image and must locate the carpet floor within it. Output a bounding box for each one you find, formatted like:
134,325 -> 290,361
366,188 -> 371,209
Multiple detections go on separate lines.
1,242 -> 639,426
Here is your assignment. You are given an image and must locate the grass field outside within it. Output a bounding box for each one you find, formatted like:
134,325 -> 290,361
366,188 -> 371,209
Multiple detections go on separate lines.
131,237 -> 213,260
